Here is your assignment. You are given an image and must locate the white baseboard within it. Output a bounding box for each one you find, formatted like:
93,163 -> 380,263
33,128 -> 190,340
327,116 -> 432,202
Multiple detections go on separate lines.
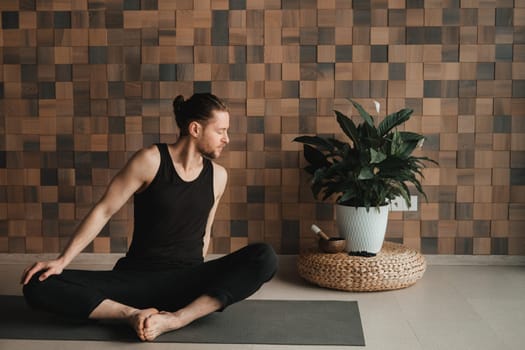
0,253 -> 124,265
1,253 -> 524,266
423,254 -> 525,266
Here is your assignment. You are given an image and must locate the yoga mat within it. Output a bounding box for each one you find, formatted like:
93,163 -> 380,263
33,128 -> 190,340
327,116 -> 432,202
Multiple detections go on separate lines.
0,295 -> 365,346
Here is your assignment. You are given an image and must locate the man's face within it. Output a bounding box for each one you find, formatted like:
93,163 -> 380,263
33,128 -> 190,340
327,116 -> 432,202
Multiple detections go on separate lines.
196,110 -> 230,159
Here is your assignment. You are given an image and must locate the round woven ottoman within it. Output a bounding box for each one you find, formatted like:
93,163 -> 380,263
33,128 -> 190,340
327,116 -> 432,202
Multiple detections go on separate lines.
297,241 -> 426,292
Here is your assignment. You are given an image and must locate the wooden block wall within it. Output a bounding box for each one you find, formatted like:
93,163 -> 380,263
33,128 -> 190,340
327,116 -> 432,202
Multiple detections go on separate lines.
1,0 -> 524,255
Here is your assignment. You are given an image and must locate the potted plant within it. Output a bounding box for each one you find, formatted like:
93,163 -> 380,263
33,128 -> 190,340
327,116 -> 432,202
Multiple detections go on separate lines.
294,99 -> 437,256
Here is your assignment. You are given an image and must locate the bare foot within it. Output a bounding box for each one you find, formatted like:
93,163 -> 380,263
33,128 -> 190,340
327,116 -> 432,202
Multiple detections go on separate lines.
128,308 -> 159,341
142,311 -> 184,341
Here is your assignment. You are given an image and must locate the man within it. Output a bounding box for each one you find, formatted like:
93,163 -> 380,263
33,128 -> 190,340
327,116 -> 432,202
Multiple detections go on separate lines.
21,93 -> 278,341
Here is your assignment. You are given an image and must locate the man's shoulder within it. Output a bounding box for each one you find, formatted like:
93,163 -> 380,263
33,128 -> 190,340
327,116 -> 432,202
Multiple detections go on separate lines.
210,161 -> 227,196
211,161 -> 228,180
130,144 -> 161,168
210,160 -> 227,175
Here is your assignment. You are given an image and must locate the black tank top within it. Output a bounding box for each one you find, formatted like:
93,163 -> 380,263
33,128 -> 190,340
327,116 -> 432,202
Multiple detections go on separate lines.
114,143 -> 215,271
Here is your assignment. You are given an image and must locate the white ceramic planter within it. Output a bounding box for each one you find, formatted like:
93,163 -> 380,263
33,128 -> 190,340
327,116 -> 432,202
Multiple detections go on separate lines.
335,204 -> 390,254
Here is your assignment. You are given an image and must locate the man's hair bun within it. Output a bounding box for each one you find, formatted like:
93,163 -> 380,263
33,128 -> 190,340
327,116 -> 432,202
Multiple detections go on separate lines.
173,95 -> 185,114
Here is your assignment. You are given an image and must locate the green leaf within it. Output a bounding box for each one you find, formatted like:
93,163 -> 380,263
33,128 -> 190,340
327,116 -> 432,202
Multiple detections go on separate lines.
293,135 -> 334,151
378,108 -> 413,136
397,183 -> 411,208
304,165 -> 317,175
326,137 -> 347,150
390,131 -> 404,155
396,142 -> 419,158
322,184 -> 339,201
338,189 -> 357,204
303,144 -> 329,169
416,156 -> 439,166
348,99 -> 375,127
370,148 -> 387,164
334,110 -> 359,148
358,167 -> 374,179
311,180 -> 324,199
312,167 -> 326,184
359,122 -> 380,148
398,131 -> 424,142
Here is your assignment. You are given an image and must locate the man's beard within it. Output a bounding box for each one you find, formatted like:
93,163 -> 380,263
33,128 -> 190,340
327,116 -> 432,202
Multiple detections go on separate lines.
197,144 -> 219,159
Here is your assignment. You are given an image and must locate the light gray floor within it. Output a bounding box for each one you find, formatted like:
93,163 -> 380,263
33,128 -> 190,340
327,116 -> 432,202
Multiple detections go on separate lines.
0,254 -> 524,350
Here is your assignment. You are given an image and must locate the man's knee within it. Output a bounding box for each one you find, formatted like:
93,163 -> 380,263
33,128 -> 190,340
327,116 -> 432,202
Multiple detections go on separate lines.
249,243 -> 278,282
22,271 -> 50,309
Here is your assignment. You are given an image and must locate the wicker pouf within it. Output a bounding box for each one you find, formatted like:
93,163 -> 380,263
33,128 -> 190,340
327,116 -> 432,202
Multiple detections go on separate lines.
297,241 -> 426,292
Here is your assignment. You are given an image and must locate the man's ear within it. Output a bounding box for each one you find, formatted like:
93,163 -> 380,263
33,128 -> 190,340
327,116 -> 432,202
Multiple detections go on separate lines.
188,121 -> 202,137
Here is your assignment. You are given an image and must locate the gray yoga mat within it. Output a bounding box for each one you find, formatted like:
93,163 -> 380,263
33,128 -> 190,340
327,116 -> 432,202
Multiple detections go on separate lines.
0,295 -> 364,346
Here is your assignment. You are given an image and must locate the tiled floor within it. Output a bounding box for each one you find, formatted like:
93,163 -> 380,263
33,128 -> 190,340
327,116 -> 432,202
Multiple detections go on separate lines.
0,254 -> 524,350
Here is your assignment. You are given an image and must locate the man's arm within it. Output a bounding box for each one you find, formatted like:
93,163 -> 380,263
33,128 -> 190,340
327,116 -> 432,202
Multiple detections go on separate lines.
21,146 -> 160,284
202,162 -> 228,257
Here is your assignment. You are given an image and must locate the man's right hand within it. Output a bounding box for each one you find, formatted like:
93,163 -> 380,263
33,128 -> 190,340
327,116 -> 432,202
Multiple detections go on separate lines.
21,259 -> 66,285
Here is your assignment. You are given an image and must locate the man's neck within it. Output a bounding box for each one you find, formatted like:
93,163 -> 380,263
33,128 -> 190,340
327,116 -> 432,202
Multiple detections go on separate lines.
169,138 -> 204,172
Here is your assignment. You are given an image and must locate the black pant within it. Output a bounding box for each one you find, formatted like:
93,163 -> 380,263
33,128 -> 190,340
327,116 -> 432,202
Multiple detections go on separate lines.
23,243 -> 278,319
